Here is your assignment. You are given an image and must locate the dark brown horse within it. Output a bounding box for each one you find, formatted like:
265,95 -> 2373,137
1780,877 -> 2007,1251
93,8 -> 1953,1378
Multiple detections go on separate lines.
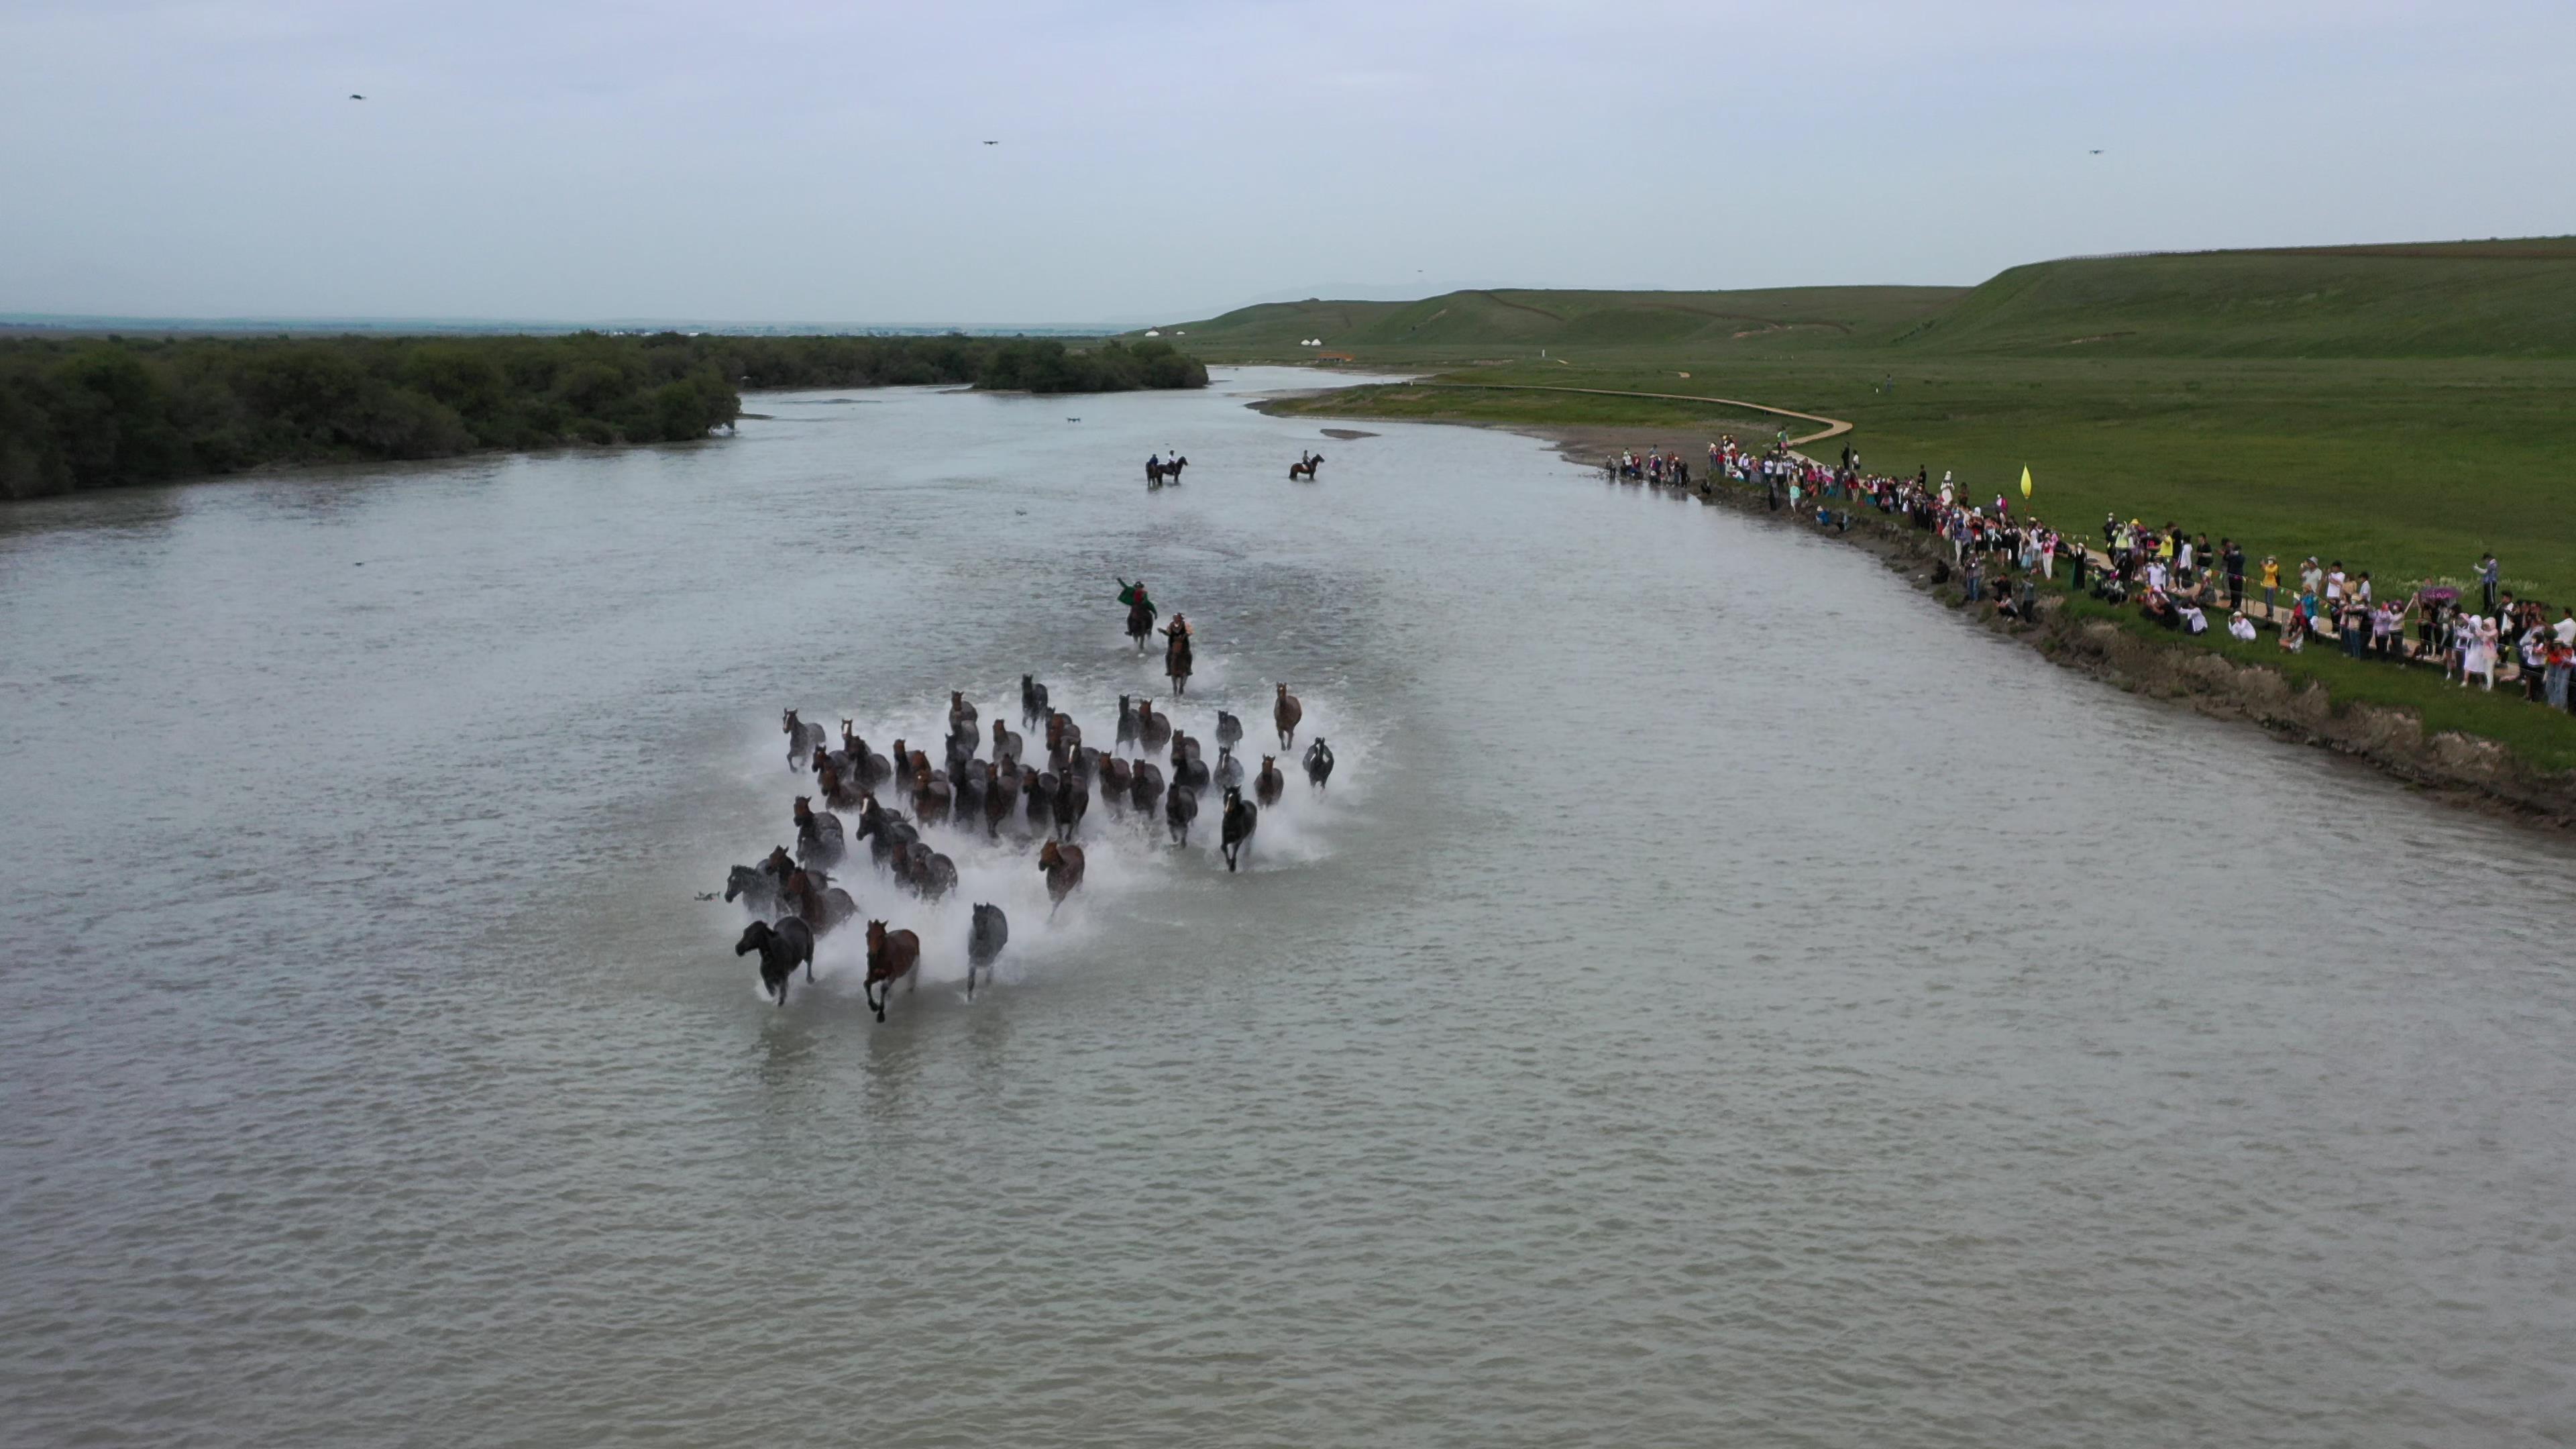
862,920 -> 920,1022
1099,754 -> 1134,802
1128,759 -> 1165,812
1136,700 -> 1171,751
1254,755 -> 1284,806
814,751 -> 861,810
1024,771 -> 1056,835
949,690 -> 977,735
1037,839 -> 1085,916
1052,771 -> 1089,840
982,761 -> 1015,838
1288,453 -> 1323,480
737,917 -> 814,1006
1273,684 -> 1303,750
792,796 -> 845,869
989,718 -> 1022,766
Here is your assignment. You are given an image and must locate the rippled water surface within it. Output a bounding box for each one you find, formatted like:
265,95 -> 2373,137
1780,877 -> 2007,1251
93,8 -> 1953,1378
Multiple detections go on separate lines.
6,370 -> 2575,1447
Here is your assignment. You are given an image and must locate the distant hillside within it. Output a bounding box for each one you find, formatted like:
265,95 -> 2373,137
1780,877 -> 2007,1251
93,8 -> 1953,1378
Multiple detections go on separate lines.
1167,239 -> 2576,360
1150,287 -> 1963,355
1894,239 -> 2576,358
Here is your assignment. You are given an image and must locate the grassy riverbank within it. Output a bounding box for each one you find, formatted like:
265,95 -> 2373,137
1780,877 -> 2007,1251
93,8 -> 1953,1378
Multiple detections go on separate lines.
1220,240 -> 2576,792
0,333 -> 1207,499
1219,241 -> 2576,606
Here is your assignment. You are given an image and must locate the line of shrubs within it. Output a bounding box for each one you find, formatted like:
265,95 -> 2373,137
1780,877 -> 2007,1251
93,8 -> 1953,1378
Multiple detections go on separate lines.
0,332 -> 1208,499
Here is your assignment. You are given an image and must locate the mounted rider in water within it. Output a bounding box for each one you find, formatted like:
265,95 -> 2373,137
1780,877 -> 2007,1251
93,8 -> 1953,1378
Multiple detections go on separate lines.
1162,612 -> 1194,698
1117,576 -> 1158,649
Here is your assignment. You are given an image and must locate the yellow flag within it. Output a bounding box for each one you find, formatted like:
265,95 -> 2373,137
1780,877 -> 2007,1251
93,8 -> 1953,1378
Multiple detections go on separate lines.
2019,465 -> 2033,500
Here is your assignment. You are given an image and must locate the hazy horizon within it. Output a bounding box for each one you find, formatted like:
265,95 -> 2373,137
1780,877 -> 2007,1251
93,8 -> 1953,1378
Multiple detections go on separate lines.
5,0 -> 2572,326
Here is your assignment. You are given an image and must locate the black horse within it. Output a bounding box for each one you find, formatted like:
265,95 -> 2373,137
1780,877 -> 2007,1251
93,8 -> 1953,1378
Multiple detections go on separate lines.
1303,738 -> 1335,789
1020,674 -> 1049,727
735,918 -> 814,1006
967,902 -> 1009,1000
1220,786 -> 1258,872
1165,783 -> 1198,846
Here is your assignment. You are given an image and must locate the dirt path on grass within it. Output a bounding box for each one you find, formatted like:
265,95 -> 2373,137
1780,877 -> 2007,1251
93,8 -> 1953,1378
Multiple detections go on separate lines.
1403,382 -> 1853,448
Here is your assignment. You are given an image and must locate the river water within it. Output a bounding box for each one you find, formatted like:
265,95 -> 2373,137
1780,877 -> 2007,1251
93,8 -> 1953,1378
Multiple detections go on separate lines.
4,370 -> 2573,1447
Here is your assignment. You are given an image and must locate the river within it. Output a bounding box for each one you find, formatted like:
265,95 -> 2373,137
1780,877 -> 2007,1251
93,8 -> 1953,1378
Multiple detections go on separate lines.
4,369 -> 2573,1447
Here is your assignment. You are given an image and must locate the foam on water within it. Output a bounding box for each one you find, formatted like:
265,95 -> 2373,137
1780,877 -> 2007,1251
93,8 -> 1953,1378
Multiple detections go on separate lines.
714,645 -> 1379,1005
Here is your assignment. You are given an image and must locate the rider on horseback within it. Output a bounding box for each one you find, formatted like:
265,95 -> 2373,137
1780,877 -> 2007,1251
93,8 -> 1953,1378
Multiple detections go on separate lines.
1162,612 -> 1194,697
1118,576 -> 1159,651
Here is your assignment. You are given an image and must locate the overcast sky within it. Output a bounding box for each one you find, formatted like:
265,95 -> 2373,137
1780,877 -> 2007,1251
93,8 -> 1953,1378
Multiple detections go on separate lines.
3,0 -> 2570,324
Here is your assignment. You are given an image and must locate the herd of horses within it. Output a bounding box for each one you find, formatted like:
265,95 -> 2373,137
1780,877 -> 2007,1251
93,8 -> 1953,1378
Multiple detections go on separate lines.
725,679 -> 1336,1018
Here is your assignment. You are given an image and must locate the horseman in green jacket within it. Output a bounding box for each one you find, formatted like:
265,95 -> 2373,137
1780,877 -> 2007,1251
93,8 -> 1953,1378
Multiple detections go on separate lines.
1117,577 -> 1158,650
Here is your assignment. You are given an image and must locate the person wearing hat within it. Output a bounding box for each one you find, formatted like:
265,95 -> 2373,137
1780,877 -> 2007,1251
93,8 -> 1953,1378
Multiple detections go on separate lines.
1161,612 -> 1195,698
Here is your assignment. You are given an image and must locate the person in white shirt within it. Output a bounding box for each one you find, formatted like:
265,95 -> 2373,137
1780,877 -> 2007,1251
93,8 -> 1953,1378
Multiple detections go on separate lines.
2556,608 -> 2575,649
2229,610 -> 2258,641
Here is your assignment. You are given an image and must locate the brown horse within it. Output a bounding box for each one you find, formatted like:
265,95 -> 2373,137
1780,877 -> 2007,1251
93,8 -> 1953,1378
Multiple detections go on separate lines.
1254,755 -> 1284,806
1136,700 -> 1171,751
910,766 -> 952,825
1099,754 -> 1134,802
862,920 -> 920,1022
1037,840 -> 1086,916
780,867 -> 826,926
989,718 -> 1022,766
1274,684 -> 1303,750
949,690 -> 977,735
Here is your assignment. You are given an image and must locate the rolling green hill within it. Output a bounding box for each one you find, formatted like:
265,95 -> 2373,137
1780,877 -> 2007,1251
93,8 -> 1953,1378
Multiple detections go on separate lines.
1166,238 -> 2576,362
1900,239 -> 2576,358
1155,286 -> 1963,358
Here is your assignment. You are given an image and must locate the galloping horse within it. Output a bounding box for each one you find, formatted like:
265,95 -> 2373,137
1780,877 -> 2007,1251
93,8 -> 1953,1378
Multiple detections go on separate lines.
1288,452 -> 1324,481
782,709 -> 824,769
1254,755 -> 1285,806
861,920 -> 920,1022
736,918 -> 814,1005
1037,840 -> 1085,916
1273,684 -> 1303,750
967,903 -> 1009,1001
1220,786 -> 1258,873
1163,622 -> 1194,700
1303,738 -> 1335,789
